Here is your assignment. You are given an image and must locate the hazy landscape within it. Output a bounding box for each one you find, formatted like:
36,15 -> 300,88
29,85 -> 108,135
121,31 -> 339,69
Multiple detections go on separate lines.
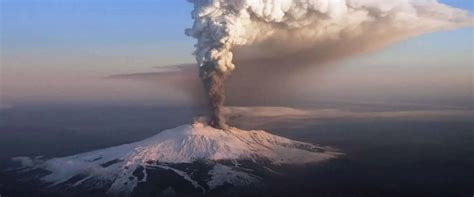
1,102 -> 472,196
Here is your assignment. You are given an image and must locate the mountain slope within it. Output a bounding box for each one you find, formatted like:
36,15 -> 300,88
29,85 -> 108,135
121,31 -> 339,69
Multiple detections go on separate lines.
11,122 -> 341,195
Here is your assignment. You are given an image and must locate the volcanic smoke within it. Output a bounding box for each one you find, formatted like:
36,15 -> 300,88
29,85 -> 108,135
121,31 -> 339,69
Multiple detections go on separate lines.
185,0 -> 472,129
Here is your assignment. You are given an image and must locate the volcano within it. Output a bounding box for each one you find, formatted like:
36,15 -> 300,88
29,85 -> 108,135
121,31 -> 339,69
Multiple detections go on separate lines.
9,122 -> 341,196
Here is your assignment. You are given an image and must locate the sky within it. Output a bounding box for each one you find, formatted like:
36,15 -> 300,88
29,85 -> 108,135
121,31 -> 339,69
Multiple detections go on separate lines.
1,0 -> 473,108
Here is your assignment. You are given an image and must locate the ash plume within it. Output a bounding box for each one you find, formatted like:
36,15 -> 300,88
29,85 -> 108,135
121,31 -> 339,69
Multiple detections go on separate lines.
185,0 -> 472,129
200,64 -> 230,129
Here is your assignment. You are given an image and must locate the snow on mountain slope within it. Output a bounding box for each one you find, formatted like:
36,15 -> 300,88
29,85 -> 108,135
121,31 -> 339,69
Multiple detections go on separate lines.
11,122 -> 341,195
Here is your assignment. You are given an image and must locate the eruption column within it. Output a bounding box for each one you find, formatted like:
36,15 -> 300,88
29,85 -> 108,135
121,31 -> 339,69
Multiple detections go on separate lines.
186,0 -> 472,129
200,63 -> 229,129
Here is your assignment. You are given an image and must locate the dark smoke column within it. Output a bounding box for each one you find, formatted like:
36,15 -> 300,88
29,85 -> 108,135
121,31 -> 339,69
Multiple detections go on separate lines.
200,64 -> 229,129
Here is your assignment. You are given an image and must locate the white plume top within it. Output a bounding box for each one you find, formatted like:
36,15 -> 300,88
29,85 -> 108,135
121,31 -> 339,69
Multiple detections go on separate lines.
186,0 -> 472,73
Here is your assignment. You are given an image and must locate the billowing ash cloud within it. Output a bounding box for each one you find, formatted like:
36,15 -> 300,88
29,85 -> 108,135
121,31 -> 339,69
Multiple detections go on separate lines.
185,0 -> 472,129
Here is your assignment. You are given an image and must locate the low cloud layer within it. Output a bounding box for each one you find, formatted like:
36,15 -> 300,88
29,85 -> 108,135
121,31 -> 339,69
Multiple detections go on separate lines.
223,106 -> 473,129
108,59 -> 473,108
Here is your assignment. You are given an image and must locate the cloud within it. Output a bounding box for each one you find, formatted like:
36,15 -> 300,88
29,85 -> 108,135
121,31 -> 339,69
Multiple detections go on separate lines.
0,104 -> 14,110
223,106 -> 473,129
107,64 -> 207,106
107,59 -> 473,108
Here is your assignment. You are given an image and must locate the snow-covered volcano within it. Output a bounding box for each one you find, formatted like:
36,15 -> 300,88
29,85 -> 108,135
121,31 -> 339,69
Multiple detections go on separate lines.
10,122 -> 341,196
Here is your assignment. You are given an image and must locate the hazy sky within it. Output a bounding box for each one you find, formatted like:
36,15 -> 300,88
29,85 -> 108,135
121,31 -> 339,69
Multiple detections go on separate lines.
1,0 -> 473,107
